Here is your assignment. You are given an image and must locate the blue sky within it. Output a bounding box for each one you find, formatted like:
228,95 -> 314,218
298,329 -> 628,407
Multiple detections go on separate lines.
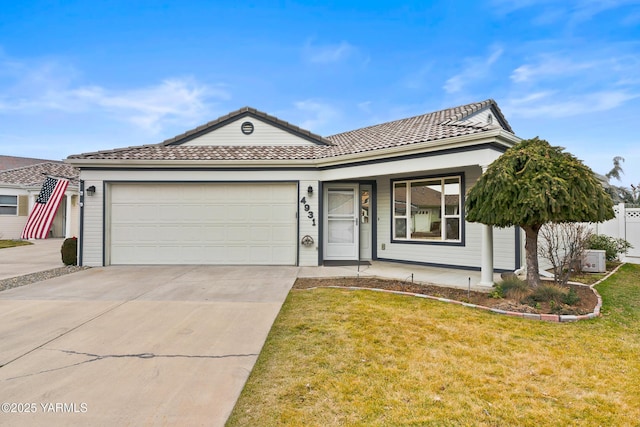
1,0 -> 639,187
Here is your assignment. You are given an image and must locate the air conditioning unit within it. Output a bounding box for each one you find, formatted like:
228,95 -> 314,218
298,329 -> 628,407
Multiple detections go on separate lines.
582,250 -> 606,273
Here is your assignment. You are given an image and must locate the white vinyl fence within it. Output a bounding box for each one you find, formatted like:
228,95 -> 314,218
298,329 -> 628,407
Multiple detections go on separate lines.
591,203 -> 640,264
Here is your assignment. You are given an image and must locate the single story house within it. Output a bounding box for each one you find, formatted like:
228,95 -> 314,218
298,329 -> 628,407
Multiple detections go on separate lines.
0,161 -> 80,239
66,99 -> 523,285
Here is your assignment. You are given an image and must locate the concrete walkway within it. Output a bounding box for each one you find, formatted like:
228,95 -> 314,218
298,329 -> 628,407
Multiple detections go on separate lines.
0,266 -> 297,426
0,239 -> 501,289
299,260 -> 502,290
0,239 -> 65,280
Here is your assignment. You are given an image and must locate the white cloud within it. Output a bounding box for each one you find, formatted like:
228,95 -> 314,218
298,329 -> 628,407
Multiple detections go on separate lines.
303,40 -> 355,64
490,0 -> 640,26
0,56 -> 228,134
292,100 -> 340,132
69,79 -> 228,132
504,44 -> 640,120
510,57 -> 596,83
443,76 -> 463,94
505,90 -> 639,118
443,46 -> 504,94
357,101 -> 372,113
403,64 -> 434,89
570,0 -> 640,23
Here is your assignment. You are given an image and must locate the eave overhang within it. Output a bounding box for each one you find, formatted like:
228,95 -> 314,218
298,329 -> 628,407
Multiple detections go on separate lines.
65,129 -> 520,170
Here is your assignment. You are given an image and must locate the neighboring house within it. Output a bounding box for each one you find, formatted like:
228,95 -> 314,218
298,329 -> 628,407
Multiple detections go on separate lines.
0,162 -> 80,240
66,99 -> 522,285
0,155 -> 56,171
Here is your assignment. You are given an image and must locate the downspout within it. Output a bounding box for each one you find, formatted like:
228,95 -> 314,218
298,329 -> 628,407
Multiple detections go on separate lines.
78,180 -> 84,266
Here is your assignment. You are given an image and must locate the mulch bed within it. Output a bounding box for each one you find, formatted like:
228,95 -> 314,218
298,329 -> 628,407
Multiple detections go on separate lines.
294,277 -> 599,315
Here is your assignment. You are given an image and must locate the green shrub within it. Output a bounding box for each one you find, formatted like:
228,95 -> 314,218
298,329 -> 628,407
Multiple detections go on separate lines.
528,284 -> 565,304
500,276 -> 530,302
490,276 -> 530,301
489,283 -> 504,299
587,234 -> 633,261
501,276 -> 528,292
61,237 -> 77,266
562,287 -> 580,305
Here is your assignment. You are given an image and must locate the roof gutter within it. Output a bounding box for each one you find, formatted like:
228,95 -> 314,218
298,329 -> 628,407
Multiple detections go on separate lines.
316,129 -> 520,168
64,158 -> 320,169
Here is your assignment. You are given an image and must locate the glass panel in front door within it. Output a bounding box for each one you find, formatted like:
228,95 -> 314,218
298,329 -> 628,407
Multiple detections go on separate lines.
325,187 -> 359,260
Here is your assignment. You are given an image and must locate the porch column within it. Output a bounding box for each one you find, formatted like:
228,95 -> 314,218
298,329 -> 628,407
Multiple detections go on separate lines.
479,164 -> 494,286
65,194 -> 72,238
480,225 -> 494,286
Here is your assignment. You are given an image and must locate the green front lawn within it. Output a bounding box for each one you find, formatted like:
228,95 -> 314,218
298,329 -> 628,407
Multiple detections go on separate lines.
227,264 -> 640,426
0,240 -> 32,249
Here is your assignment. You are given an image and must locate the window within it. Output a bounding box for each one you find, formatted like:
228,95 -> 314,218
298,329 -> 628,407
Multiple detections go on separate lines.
393,176 -> 462,242
0,195 -> 18,215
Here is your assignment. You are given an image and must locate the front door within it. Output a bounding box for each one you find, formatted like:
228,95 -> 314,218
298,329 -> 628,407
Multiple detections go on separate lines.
324,184 -> 359,260
359,185 -> 372,260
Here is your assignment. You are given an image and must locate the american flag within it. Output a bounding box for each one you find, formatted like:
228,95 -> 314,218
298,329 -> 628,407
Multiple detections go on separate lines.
21,176 -> 69,239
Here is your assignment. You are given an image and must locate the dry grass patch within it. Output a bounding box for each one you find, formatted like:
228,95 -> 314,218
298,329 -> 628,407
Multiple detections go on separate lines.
563,261 -> 620,286
227,265 -> 640,426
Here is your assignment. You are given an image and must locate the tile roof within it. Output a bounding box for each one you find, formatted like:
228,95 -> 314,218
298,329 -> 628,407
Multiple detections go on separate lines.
0,162 -> 79,186
0,155 -> 59,171
67,99 -> 513,162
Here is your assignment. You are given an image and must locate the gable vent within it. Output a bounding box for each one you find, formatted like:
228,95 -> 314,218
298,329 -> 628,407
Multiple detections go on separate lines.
241,121 -> 255,135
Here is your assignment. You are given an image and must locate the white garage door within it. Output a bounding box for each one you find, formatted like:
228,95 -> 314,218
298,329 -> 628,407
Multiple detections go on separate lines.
109,183 -> 297,265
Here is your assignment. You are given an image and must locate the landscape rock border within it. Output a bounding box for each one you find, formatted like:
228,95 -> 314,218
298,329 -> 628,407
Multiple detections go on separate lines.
0,266 -> 90,292
299,265 -> 625,322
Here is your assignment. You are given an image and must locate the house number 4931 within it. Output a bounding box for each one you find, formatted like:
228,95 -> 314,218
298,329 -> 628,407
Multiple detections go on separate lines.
300,197 -> 316,226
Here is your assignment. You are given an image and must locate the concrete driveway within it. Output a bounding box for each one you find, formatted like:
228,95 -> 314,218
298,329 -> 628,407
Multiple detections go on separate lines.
0,265 -> 297,426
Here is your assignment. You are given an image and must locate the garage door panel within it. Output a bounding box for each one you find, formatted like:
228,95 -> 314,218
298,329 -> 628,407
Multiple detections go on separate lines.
272,227 -> 296,242
207,205 -> 228,219
180,226 -> 204,241
188,206 -> 210,221
226,226 -> 251,242
271,205 -> 295,221
111,204 -> 139,218
139,226 -> 163,242
201,227 -> 226,241
178,246 -> 206,262
249,226 -> 271,242
227,205 -> 249,221
157,205 -> 185,221
272,248 -> 296,264
250,246 -> 272,263
249,205 -> 271,221
159,226 -> 188,242
112,246 -> 158,263
109,183 -> 297,265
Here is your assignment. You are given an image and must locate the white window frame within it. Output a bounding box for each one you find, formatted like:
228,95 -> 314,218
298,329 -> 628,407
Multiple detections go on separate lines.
392,175 -> 462,243
0,195 -> 18,216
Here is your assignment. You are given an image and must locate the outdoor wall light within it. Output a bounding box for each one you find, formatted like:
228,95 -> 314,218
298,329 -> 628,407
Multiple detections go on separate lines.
307,185 -> 313,196
86,186 -> 96,196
